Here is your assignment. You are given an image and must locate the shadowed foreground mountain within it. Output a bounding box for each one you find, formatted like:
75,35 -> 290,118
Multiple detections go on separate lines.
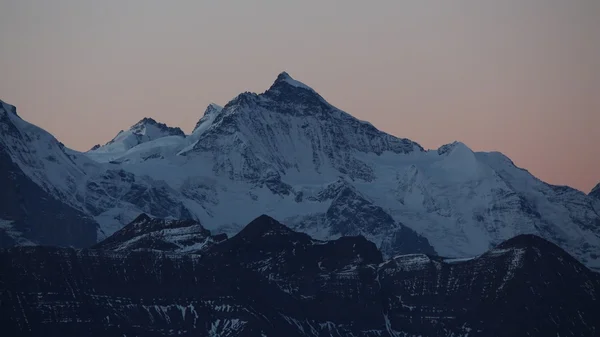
1,215 -> 598,337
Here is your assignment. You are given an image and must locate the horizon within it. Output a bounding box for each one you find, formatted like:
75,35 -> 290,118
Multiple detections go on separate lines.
1,1 -> 598,193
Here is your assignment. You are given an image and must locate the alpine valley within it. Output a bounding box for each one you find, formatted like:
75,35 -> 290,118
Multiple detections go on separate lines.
1,72 -> 600,270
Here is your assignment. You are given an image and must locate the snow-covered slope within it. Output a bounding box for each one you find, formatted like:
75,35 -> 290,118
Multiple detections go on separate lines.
0,100 -> 192,243
2,72 -> 600,270
0,100 -> 97,247
87,117 -> 185,163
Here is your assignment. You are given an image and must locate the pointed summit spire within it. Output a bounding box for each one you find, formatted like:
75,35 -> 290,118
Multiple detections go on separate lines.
193,103 -> 223,133
276,71 -> 292,81
268,71 -> 316,93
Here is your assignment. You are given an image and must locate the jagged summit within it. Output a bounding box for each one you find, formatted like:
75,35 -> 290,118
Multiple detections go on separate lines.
92,212 -> 221,252
224,71 -> 317,107
192,103 -> 223,133
270,71 -> 316,91
187,71 -> 424,174
87,116 -> 185,158
262,71 -> 325,105
129,117 -> 184,137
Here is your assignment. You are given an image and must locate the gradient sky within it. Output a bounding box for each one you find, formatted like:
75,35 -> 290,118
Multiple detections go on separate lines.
1,0 -> 599,192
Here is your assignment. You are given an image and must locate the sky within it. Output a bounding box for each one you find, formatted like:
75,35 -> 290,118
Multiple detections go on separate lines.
0,0 -> 599,193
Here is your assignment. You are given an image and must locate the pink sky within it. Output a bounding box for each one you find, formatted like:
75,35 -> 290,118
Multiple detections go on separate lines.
1,1 -> 598,192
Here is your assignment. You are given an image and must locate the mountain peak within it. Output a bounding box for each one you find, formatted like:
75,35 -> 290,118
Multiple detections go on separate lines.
238,214 -> 294,238
437,141 -> 471,155
92,213 -> 216,252
128,117 -> 185,137
193,103 -> 223,133
132,117 -> 156,126
265,71 -> 317,96
90,117 -> 185,155
495,234 -> 556,250
206,103 -> 223,111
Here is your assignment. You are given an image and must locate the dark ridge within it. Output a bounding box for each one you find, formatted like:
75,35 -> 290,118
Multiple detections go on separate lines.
208,214 -> 383,267
495,234 -> 560,250
233,214 -> 297,239
1,223 -> 599,336
92,213 -> 210,251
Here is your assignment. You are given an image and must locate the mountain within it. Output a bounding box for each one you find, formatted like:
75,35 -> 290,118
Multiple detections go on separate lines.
86,117 -> 185,163
92,213 -> 227,252
0,100 -> 97,247
192,103 -> 223,134
1,72 -> 600,271
1,215 -> 599,336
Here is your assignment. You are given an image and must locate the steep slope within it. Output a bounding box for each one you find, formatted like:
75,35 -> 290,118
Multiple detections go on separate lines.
0,100 -> 97,247
192,103 -> 223,135
183,72 -> 423,182
0,100 -> 98,209
1,216 -> 599,336
0,100 -> 195,243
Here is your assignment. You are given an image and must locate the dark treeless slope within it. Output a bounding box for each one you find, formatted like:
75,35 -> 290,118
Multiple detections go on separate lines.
0,215 -> 599,336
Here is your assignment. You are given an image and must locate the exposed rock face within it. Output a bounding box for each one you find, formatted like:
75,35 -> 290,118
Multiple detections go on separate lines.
93,213 -> 226,252
1,215 -> 599,337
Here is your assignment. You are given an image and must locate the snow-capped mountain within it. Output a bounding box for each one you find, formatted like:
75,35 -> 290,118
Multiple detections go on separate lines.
1,72 -> 599,270
192,103 -> 223,134
0,100 -> 97,247
87,117 -> 185,163
2,215 -> 599,336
